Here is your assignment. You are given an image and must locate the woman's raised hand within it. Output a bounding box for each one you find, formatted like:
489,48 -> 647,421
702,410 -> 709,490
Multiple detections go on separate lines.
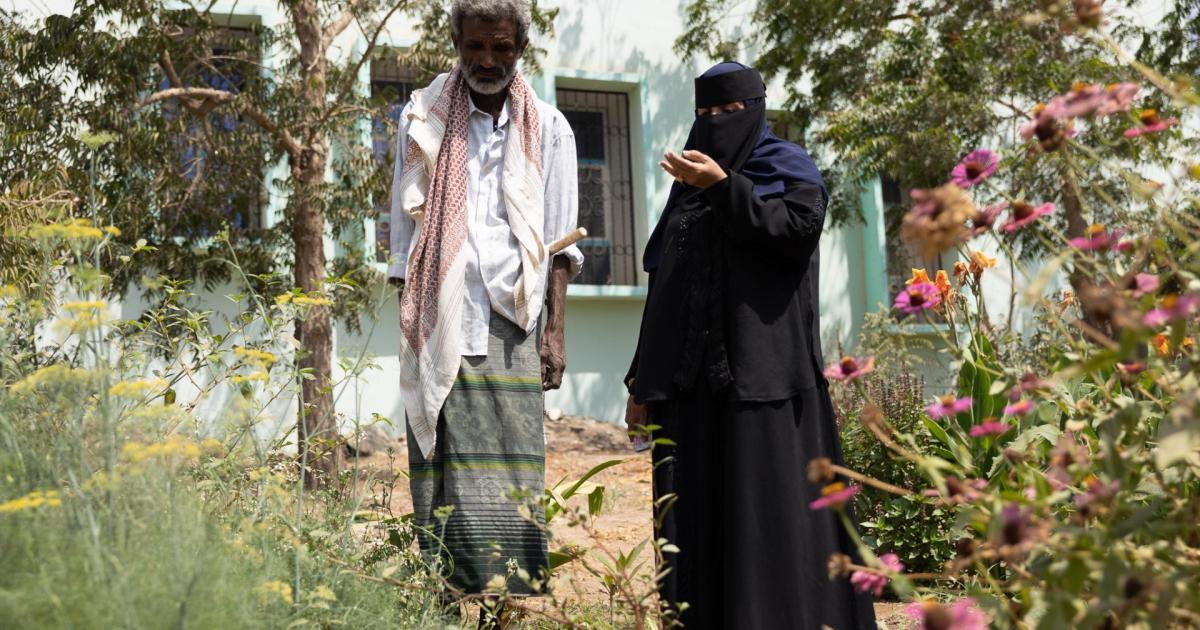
660,150 -> 728,190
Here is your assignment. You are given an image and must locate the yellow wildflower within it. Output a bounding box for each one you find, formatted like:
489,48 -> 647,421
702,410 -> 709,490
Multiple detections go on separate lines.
274,293 -> 293,306
10,364 -> 93,394
121,434 -> 203,465
62,300 -> 106,313
0,285 -> 18,300
0,490 -> 62,513
232,371 -> 270,385
109,378 -> 168,399
312,585 -> 337,602
28,220 -> 104,242
257,580 -> 293,605
102,225 -> 121,237
234,347 -> 277,368
293,295 -> 332,307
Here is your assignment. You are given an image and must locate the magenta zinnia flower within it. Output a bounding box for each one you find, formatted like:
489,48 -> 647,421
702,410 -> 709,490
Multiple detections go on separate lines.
1004,399 -> 1035,416
971,201 -> 1006,236
824,356 -> 875,382
895,282 -> 943,315
949,150 -> 999,189
926,395 -> 974,420
1124,110 -> 1179,138
1096,82 -> 1140,116
1143,294 -> 1200,327
1074,478 -> 1120,509
905,598 -> 989,630
1128,273 -> 1159,298
849,553 -> 904,597
1002,201 -> 1055,233
809,483 -> 860,511
1069,224 -> 1125,252
970,420 -> 1012,438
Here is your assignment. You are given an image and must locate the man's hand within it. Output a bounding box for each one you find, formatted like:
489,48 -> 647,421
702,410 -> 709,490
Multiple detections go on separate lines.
540,329 -> 565,390
541,255 -> 570,391
625,394 -> 649,444
659,150 -> 728,189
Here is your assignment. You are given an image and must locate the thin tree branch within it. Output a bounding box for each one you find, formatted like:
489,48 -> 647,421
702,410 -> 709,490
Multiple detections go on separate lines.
322,0 -> 367,52
317,0 -> 408,132
136,87 -> 235,110
134,88 -> 303,160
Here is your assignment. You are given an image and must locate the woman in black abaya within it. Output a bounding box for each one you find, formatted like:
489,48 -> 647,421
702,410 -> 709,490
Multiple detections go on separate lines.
625,62 -> 877,630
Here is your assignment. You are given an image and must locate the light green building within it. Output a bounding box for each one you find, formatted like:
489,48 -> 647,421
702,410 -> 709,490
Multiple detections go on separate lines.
11,0 -> 1023,429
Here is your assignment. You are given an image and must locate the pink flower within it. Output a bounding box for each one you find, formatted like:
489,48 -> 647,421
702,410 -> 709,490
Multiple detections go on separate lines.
1096,82 -> 1140,116
1011,372 -> 1047,400
1074,478 -> 1120,509
1002,201 -> 1055,233
1069,224 -> 1125,251
825,356 -> 876,382
971,202 -> 1006,236
1143,294 -> 1200,327
949,150 -> 999,188
924,476 -> 986,505
1117,361 -> 1146,375
810,483 -> 860,511
1056,84 -> 1108,118
905,598 -> 989,630
895,282 -> 943,315
1004,399 -> 1035,416
1128,273 -> 1159,298
927,395 -> 974,420
970,420 -> 1012,438
850,553 -> 904,597
1124,110 -> 1179,138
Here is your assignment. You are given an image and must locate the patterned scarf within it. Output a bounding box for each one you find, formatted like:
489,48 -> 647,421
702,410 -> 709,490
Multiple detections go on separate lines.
397,67 -> 545,458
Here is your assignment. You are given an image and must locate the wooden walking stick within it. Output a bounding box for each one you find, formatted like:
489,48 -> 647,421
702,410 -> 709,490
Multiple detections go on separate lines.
549,227 -> 587,255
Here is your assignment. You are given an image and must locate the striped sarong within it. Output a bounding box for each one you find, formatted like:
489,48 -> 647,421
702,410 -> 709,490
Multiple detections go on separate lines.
407,314 -> 548,595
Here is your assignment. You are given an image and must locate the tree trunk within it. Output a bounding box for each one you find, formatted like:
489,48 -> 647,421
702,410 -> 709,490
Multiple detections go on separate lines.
291,0 -> 342,488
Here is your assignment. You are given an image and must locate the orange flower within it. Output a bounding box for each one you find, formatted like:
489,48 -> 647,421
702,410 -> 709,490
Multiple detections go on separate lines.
934,270 -> 952,298
1156,333 -> 1196,357
1154,333 -> 1171,356
969,251 -> 997,276
907,268 -> 932,286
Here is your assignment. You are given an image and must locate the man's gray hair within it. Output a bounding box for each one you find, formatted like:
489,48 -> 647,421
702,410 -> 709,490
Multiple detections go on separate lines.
451,0 -> 532,47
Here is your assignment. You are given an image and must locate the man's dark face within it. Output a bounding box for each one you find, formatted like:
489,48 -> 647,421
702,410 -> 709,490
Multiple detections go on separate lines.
454,15 -> 523,95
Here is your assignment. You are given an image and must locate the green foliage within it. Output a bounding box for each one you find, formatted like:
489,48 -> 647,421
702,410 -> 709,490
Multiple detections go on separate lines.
675,0 -> 1199,242
840,372 -> 958,576
815,9 -> 1200,621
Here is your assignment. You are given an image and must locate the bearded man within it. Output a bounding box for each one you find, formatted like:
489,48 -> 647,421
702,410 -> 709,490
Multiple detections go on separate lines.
387,0 -> 581,598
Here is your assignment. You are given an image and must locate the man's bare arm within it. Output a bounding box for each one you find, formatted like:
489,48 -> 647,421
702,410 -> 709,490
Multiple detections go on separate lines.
541,255 -> 571,390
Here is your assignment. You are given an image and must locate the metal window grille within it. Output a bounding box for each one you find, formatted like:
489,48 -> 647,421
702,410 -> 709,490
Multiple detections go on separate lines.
370,57 -> 416,263
556,88 -> 638,287
165,26 -> 264,231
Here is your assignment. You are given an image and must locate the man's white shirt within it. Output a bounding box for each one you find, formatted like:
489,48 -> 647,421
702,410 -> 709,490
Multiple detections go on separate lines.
388,94 -> 584,357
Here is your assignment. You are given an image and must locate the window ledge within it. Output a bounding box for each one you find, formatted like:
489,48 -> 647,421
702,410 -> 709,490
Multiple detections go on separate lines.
886,322 -> 956,337
567,285 -> 646,300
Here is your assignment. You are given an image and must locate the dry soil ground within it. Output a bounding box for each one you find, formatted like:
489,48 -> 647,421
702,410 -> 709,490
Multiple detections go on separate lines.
350,413 -> 912,628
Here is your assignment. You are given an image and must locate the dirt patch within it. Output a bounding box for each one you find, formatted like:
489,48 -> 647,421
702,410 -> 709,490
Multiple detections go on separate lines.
348,414 -> 912,625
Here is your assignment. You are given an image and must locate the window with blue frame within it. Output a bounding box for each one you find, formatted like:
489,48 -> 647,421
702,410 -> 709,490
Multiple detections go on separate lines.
161,27 -> 264,233
369,57 -> 416,264
556,88 -> 638,286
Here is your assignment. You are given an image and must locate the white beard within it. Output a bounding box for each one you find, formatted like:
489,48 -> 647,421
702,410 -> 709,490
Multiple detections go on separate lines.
462,63 -> 515,95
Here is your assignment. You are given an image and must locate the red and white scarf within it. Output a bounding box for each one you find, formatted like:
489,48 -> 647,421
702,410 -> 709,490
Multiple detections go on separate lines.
397,67 -> 545,458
